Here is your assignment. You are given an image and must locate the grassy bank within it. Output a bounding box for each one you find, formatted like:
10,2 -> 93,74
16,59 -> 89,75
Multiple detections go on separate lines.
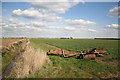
29,39 -> 119,78
2,41 -> 22,74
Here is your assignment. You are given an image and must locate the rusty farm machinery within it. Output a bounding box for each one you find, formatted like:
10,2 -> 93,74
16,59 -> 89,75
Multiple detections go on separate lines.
47,48 -> 107,60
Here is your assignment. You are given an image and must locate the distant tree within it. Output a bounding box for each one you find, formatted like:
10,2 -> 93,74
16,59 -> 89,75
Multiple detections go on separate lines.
60,37 -> 66,39
70,37 -> 73,39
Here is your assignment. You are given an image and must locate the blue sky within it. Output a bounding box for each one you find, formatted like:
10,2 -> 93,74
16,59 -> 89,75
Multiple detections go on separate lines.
1,1 -> 119,38
62,2 -> 117,23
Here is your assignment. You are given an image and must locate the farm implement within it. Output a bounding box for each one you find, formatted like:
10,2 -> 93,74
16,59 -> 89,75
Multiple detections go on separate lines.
47,48 -> 107,60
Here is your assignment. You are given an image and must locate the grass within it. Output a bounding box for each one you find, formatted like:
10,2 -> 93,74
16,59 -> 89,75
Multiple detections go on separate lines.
29,39 -> 119,78
2,41 -> 22,74
33,39 -> 119,58
30,39 -> 57,51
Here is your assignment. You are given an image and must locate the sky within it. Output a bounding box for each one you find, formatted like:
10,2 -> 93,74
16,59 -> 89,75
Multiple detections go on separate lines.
1,0 -> 119,38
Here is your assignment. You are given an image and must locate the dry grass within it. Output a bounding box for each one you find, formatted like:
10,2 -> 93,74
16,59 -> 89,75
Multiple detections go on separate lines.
2,39 -> 25,54
0,39 -> 1,49
8,40 -> 49,78
0,58 -> 1,78
0,39 -> 1,79
2,39 -> 22,48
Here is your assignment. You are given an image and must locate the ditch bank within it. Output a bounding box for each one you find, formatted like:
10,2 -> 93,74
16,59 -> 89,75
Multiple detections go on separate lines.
3,39 -> 49,78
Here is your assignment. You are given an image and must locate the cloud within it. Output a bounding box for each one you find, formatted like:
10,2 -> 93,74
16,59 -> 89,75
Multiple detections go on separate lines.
2,18 -> 45,32
26,0 -> 84,14
63,27 -> 76,30
2,17 -> 99,38
12,0 -> 85,23
108,6 -> 120,18
76,27 -> 97,32
88,29 -> 97,32
3,24 -> 45,31
23,26 -> 44,31
9,18 -> 19,23
105,24 -> 119,28
12,8 -> 42,19
62,26 -> 97,32
12,8 -> 62,21
31,22 -> 48,27
9,24 -> 17,28
64,19 -> 96,26
0,16 -> 2,24
3,18 -> 61,29
2,17 -> 98,35
46,25 -> 61,29
30,22 -> 63,29
8,18 -> 29,27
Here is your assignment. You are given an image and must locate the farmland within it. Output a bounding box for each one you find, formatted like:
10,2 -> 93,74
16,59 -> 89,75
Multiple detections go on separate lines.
1,38 -> 119,78
28,39 -> 119,78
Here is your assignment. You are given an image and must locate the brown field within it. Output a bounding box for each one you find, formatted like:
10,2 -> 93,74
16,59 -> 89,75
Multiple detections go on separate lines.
2,39 -> 22,48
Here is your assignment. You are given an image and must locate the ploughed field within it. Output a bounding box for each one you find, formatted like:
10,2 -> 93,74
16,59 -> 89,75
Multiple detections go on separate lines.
29,39 -> 119,78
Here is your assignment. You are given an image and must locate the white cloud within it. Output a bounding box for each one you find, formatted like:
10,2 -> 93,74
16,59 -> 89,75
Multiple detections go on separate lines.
12,8 -> 62,21
108,6 -> 120,18
26,0 -> 84,14
2,18 -> 99,38
23,26 -> 45,31
12,0 -> 86,24
9,24 -> 17,28
64,19 -> 96,26
63,27 -> 76,30
88,29 -> 97,32
46,25 -> 61,29
42,14 -> 62,21
30,22 -> 63,29
3,18 -> 61,29
9,18 -> 19,23
12,8 -> 43,19
31,22 -> 48,27
5,18 -> 29,28
25,0 -> 84,2
2,18 -> 45,32
75,27 -> 97,32
105,24 -> 119,28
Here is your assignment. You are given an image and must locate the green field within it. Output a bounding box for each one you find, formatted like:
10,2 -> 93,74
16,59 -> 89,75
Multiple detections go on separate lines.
28,39 -> 119,78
